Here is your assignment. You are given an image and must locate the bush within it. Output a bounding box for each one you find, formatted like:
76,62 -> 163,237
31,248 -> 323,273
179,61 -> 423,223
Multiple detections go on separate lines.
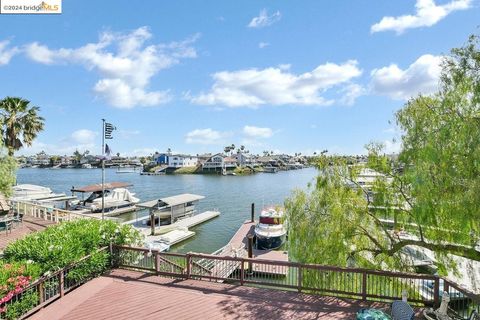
2,219 -> 143,274
3,291 -> 38,320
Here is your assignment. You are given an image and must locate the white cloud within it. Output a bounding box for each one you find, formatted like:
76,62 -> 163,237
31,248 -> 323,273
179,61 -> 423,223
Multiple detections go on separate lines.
370,54 -> 442,100
71,129 -> 96,145
339,84 -> 365,106
248,9 -> 281,28
24,27 -> 198,108
190,60 -> 362,108
243,125 -> 273,138
93,79 -> 171,108
185,128 -> 230,145
0,40 -> 19,65
258,42 -> 270,49
18,129 -> 98,155
371,0 -> 472,34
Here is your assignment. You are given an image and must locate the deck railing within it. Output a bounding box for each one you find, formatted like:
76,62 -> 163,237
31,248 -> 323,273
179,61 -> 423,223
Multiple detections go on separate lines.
114,245 -> 480,319
0,247 -> 109,320
10,200 -> 101,223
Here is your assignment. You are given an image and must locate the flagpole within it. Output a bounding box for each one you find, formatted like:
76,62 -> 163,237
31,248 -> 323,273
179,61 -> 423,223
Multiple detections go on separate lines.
101,118 -> 105,220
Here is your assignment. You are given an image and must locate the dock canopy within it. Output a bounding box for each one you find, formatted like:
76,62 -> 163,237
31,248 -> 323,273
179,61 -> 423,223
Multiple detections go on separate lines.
71,182 -> 132,193
138,194 -> 205,209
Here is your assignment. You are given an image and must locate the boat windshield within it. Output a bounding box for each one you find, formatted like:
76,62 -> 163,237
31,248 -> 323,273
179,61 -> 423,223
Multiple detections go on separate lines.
259,216 -> 283,225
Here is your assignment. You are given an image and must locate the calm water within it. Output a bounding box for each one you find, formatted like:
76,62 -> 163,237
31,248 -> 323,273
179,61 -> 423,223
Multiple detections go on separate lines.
16,168 -> 317,253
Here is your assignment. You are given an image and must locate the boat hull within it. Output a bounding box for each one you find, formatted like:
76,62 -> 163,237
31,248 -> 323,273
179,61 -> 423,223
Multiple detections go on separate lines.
255,232 -> 286,250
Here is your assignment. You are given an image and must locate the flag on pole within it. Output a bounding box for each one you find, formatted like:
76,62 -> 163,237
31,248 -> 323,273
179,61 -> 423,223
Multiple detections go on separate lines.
105,122 -> 116,139
104,144 -> 111,160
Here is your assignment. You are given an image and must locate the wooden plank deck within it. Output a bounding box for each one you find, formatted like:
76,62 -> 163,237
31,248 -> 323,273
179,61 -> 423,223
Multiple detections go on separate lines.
0,216 -> 56,252
32,269 -> 391,320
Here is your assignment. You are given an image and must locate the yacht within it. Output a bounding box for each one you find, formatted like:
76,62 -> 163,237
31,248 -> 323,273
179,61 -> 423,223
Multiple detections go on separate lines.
70,182 -> 140,215
254,206 -> 287,250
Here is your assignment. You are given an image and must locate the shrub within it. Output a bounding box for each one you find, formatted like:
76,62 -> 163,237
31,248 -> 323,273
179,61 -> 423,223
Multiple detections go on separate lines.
2,219 -> 142,274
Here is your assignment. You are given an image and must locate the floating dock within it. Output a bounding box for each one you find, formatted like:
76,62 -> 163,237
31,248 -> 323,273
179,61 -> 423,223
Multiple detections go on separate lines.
147,229 -> 196,246
129,211 -> 220,249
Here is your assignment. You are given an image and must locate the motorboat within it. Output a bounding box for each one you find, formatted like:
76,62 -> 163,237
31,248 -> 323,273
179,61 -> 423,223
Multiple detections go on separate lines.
254,206 -> 287,250
70,182 -> 140,215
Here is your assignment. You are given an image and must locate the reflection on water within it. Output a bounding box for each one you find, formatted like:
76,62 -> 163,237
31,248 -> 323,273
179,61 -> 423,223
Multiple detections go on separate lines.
17,167 -> 317,253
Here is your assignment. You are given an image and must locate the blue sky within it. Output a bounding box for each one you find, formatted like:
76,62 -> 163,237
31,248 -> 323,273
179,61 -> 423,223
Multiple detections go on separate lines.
0,0 -> 478,156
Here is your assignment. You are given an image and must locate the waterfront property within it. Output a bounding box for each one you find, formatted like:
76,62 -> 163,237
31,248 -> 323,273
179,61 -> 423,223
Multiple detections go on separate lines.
201,153 -> 237,173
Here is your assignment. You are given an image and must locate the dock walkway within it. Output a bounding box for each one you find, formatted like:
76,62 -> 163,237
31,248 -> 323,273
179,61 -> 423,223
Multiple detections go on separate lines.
204,220 -> 289,280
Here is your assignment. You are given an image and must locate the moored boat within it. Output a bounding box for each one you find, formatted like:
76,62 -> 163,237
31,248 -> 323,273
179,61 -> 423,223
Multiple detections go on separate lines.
254,206 -> 287,250
70,182 -> 140,215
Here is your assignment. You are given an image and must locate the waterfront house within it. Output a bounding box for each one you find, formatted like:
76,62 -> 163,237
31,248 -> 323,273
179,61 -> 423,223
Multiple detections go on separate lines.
153,153 -> 198,168
168,154 -> 198,168
202,153 -> 237,172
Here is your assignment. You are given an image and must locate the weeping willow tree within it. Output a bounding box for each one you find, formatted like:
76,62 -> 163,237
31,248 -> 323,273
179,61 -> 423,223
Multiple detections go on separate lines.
286,35 -> 480,274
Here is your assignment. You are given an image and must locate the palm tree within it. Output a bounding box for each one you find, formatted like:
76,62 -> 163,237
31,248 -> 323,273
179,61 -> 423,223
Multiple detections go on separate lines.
0,97 -> 44,156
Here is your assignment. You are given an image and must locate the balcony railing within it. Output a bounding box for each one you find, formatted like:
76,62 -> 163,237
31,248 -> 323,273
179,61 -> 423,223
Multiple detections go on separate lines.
114,245 -> 480,319
0,247 -> 109,320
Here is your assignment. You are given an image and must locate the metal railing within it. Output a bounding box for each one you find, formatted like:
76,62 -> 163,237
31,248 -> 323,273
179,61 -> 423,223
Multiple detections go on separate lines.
0,247 -> 109,320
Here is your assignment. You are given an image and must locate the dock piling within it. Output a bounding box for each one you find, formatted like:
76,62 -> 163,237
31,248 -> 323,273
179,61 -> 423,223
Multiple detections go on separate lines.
247,234 -> 254,274
251,203 -> 255,222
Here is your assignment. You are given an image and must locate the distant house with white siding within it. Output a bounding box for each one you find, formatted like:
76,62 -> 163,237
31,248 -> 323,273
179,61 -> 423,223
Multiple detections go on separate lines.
153,152 -> 198,168
202,153 -> 237,172
168,154 -> 198,168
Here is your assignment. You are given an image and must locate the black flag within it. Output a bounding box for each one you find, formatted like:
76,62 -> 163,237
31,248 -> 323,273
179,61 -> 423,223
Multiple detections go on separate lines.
105,122 -> 116,139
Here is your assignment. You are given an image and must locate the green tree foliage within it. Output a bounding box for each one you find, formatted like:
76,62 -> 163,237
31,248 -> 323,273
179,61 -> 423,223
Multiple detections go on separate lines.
0,145 -> 16,197
286,36 -> 480,272
0,97 -> 45,156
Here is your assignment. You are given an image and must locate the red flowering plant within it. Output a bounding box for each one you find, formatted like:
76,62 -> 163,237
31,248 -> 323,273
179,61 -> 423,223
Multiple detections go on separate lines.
0,261 -> 41,312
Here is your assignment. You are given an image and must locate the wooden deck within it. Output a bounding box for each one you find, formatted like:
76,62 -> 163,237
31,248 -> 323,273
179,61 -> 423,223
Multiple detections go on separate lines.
32,269 -> 390,320
0,216 -> 56,252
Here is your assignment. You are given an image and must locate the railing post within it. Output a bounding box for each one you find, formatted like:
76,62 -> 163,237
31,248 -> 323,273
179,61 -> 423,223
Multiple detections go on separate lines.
186,254 -> 191,279
154,251 -> 160,275
443,279 -> 449,294
240,258 -> 245,285
433,276 -> 440,308
38,282 -> 44,304
297,264 -> 302,293
59,271 -> 65,297
362,272 -> 367,301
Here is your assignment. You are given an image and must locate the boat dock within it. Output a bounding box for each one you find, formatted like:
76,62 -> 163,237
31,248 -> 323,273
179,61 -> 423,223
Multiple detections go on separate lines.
128,210 -> 220,250
203,220 -> 289,280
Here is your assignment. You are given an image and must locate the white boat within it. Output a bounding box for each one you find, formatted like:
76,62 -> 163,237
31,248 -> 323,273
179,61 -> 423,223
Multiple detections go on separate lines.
81,163 -> 93,169
254,206 -> 287,250
70,182 -> 140,215
11,184 -> 66,201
